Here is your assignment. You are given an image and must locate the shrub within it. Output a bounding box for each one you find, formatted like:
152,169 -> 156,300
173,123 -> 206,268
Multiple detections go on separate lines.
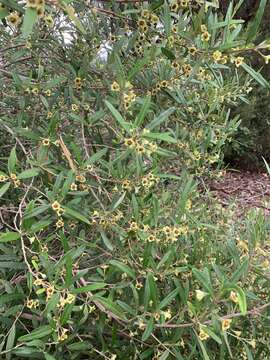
0,1 -> 270,359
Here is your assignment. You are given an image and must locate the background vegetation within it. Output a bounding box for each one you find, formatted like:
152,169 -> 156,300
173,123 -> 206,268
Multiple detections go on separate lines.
0,0 -> 270,359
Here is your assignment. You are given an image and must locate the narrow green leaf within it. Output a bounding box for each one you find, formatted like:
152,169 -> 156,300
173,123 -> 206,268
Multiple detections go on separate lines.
147,107 -> 175,130
230,259 -> 248,284
235,286 -> 247,315
203,327 -> 222,344
263,157 -> 270,176
0,7 -> 9,19
44,354 -> 57,360
93,296 -> 126,320
0,232 -> 21,243
134,96 -> 151,127
18,325 -> 52,342
161,47 -> 175,60
158,288 -> 179,310
99,229 -> 113,251
0,293 -> 24,305
65,255 -> 73,288
8,147 -> 17,174
110,192 -> 126,211
192,268 -> 214,296
110,260 -> 136,279
62,4 -> 86,34
85,148 -> 107,165
72,283 -> 107,294
17,168 -> 40,180
196,334 -> 211,360
21,8 -> 38,38
128,56 -> 150,80
63,206 -> 90,225
246,0 -> 267,42
6,323 -> 16,360
144,132 -> 177,144
142,318 -> 154,341
23,204 -> 50,220
241,62 -> 269,88
0,182 -> 11,198
105,100 -> 131,132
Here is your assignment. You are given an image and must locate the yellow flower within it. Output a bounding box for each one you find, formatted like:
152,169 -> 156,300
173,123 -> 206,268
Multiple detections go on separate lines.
222,318 -> 232,331
10,173 -> 17,181
136,144 -> 146,154
172,61 -> 180,70
44,89 -> 51,97
58,328 -> 68,342
138,319 -> 145,330
163,309 -> 172,320
180,0 -> 189,7
150,14 -> 159,27
26,0 -> 38,8
69,222 -> 76,229
201,31 -> 211,42
248,339 -> 256,349
212,50 -> 222,62
183,64 -> 192,76
237,239 -> 249,254
170,2 -> 179,12
124,138 -> 136,148
33,278 -> 44,286
71,103 -> 78,112
70,182 -> 77,191
26,299 -> 34,309
263,55 -> 270,64
37,6 -> 44,17
58,296 -> 66,308
129,221 -> 139,231
234,56 -> 244,67
56,218 -> 64,228
138,18 -> 147,28
188,47 -> 197,56
76,174 -> 86,183
122,179 -> 132,191
52,201 -> 61,211
46,285 -> 55,300
147,234 -> 156,242
14,180 -> 21,188
195,289 -> 208,301
6,12 -> 21,26
32,87 -> 39,95
45,15 -> 54,27
74,77 -> 82,87
66,293 -> 75,304
201,25 -> 207,32
135,281 -> 143,289
111,81 -> 120,92
0,175 -> 7,182
199,328 -> 209,341
161,80 -> 169,88
42,138 -> 50,146
26,299 -> 39,309
229,291 -> 238,303
56,208 -> 65,217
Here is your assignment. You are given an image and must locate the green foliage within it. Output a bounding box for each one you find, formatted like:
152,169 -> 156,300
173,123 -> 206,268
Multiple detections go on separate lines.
0,0 -> 270,359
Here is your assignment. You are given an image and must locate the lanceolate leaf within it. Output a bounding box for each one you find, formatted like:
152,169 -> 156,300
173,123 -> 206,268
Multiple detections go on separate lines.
21,7 -> 38,38
241,62 -> 269,88
110,260 -> 136,279
105,100 -> 131,132
18,325 -> 52,342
